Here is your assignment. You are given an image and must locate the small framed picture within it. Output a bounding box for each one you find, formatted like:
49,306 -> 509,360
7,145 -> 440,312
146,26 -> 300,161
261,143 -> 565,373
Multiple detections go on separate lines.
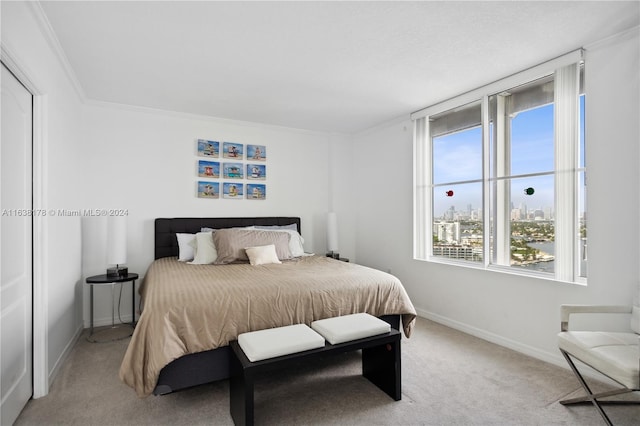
246,164 -> 266,180
223,182 -> 243,199
223,162 -> 244,179
223,142 -> 243,159
198,160 -> 220,178
197,139 -> 219,158
246,184 -> 266,200
247,144 -> 266,161
197,181 -> 219,199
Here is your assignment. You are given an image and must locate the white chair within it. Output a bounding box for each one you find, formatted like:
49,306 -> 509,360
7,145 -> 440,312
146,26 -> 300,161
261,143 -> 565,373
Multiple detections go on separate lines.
557,304 -> 640,425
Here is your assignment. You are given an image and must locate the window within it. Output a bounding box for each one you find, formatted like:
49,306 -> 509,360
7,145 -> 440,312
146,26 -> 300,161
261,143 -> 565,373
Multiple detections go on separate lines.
413,51 -> 586,283
430,101 -> 483,263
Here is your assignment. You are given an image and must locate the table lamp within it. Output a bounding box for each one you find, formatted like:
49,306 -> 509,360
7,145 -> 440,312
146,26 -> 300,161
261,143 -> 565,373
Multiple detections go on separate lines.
106,215 -> 128,277
326,212 -> 339,259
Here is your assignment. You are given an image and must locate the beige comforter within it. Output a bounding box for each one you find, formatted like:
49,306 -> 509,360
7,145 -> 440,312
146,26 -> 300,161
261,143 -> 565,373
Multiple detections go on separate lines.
119,255 -> 416,397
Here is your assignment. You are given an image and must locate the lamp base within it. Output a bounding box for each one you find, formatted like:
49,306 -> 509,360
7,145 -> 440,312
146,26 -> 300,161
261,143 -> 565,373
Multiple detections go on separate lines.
326,251 -> 340,259
106,266 -> 128,278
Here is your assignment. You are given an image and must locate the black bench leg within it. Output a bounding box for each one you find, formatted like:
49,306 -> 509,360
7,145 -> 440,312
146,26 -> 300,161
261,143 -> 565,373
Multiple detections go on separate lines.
230,355 -> 254,426
362,340 -> 401,401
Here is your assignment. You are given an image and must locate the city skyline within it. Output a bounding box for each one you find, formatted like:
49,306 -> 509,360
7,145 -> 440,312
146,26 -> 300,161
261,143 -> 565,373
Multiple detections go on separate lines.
435,201 -> 555,222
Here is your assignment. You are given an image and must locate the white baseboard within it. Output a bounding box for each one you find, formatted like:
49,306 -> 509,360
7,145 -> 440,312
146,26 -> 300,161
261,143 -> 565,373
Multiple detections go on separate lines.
414,308 -> 619,385
47,323 -> 83,393
415,307 -> 568,369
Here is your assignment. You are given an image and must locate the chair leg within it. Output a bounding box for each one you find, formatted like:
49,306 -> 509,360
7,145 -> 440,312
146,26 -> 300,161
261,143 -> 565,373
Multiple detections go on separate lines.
560,388 -> 636,405
560,349 -> 614,426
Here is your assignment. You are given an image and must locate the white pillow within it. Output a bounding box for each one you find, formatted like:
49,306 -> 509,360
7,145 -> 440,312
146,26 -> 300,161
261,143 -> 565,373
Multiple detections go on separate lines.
246,227 -> 305,257
176,233 -> 196,261
188,232 -> 218,264
245,244 -> 282,266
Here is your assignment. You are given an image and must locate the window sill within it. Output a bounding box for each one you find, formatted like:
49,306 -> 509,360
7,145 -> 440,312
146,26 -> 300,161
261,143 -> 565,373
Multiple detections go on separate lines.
414,256 -> 587,286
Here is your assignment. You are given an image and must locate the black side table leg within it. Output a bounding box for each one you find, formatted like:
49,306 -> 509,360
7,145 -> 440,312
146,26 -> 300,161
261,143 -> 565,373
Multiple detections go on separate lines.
89,284 -> 94,337
362,339 -> 401,401
230,355 -> 254,426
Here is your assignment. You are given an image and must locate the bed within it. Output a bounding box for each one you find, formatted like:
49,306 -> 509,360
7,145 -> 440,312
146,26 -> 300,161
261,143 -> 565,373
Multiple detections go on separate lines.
119,217 -> 416,397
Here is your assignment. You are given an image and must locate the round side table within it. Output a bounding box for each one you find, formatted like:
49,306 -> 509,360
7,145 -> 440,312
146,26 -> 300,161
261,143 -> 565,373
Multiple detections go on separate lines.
85,273 -> 138,343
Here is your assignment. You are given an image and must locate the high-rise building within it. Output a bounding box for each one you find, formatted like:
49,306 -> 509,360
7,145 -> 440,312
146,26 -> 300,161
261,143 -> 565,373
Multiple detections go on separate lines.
445,205 -> 455,220
511,208 -> 522,220
434,221 -> 460,243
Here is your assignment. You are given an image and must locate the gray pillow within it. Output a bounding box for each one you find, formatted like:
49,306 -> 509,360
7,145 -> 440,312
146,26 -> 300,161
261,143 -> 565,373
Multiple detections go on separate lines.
213,229 -> 292,264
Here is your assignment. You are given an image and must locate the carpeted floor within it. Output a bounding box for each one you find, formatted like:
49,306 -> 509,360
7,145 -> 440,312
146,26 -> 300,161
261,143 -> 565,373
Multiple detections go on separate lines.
15,317 -> 640,425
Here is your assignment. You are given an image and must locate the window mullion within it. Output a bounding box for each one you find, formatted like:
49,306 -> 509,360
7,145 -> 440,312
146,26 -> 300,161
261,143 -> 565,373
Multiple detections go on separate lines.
554,63 -> 579,282
495,94 -> 511,266
414,117 -> 429,260
482,96 -> 491,267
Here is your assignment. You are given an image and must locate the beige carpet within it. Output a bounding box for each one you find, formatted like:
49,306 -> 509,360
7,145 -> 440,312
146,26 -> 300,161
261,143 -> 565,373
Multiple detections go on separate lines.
15,317 -> 640,425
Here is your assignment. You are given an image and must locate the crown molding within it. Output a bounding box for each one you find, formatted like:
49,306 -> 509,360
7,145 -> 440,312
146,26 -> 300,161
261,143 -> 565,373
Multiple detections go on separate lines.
1,42 -> 42,95
85,98 -> 339,137
584,25 -> 639,51
353,113 -> 411,139
26,0 -> 86,102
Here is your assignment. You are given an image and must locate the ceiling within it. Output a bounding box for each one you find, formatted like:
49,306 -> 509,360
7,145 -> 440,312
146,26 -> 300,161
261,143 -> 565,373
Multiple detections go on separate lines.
39,1 -> 639,134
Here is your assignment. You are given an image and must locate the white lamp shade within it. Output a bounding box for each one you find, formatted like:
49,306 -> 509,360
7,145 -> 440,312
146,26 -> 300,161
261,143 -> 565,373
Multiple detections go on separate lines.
107,215 -> 127,265
327,212 -> 338,252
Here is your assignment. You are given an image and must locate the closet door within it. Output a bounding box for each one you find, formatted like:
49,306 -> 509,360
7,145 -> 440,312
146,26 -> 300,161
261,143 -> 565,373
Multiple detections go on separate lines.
1,63 -> 33,425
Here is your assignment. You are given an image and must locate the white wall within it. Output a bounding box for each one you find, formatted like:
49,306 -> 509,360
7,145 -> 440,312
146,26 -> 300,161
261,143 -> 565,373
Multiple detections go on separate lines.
353,28 -> 640,366
1,1 -> 84,390
79,104 -> 357,325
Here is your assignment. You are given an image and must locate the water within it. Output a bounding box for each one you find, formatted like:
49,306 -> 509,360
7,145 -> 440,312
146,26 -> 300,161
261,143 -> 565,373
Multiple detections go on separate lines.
519,241 -> 554,273
528,241 -> 554,255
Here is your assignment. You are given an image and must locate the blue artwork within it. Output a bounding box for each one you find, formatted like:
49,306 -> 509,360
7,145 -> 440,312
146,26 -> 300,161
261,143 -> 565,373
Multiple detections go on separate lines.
223,142 -> 243,159
198,160 -> 220,178
223,162 -> 244,179
247,144 -> 266,161
197,139 -> 219,158
197,181 -> 219,199
246,164 -> 266,180
223,182 -> 244,199
247,184 -> 266,200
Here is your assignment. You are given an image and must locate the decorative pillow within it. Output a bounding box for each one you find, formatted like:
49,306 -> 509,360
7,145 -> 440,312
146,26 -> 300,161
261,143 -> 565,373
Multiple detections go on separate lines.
245,244 -> 282,266
201,227 -> 215,232
176,233 -> 196,261
213,229 -> 291,264
631,306 -> 640,334
250,228 -> 305,257
188,231 -> 217,264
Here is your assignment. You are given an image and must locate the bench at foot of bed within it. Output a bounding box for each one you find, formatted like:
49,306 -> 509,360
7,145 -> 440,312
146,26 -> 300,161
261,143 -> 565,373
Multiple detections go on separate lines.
229,314 -> 401,426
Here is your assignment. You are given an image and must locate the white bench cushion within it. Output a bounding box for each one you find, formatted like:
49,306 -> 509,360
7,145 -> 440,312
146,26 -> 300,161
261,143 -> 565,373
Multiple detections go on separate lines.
311,313 -> 391,345
558,331 -> 639,389
238,324 -> 325,362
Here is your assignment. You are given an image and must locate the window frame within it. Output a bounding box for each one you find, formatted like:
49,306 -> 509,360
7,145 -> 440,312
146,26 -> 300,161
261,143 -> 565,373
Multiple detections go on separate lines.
412,50 -> 586,284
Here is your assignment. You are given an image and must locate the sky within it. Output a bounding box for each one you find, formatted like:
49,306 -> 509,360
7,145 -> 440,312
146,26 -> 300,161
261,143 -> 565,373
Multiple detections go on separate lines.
431,98 -> 585,218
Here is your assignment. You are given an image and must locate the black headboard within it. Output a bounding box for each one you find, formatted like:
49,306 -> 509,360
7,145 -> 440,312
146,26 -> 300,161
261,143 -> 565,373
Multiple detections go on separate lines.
154,217 -> 301,260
